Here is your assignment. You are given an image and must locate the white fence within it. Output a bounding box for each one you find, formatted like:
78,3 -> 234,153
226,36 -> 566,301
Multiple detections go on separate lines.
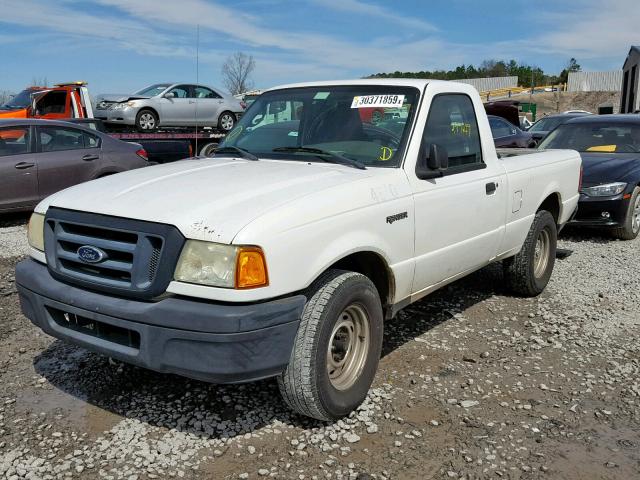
568,71 -> 622,92
453,76 -> 518,92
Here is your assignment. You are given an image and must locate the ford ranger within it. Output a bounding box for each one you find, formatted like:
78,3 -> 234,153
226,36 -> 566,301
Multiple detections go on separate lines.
16,80 -> 582,421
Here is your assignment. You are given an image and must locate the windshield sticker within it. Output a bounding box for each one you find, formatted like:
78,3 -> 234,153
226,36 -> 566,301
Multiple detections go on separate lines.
379,146 -> 394,161
225,125 -> 243,142
451,122 -> 471,136
351,94 -> 405,109
586,145 -> 617,152
288,131 -> 299,137
314,92 -> 331,100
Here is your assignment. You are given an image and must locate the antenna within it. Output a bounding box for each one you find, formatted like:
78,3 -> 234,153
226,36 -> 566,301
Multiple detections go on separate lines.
194,24 -> 199,156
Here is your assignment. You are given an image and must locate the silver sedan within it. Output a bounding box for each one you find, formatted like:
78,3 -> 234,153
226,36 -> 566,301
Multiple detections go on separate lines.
95,83 -> 245,132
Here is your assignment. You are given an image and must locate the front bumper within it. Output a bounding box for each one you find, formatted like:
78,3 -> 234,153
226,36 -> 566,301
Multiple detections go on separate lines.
94,107 -> 137,125
570,193 -> 629,228
16,259 -> 305,383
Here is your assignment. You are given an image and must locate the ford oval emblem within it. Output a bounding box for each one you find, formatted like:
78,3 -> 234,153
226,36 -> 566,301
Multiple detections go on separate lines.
77,245 -> 107,264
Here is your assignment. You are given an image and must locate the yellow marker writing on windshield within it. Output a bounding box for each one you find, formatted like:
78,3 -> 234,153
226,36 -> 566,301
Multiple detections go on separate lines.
379,146 -> 394,161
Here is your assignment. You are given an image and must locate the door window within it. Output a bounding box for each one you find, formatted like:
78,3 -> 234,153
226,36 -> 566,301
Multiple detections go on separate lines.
39,126 -> 94,152
35,91 -> 67,115
193,86 -> 221,99
168,85 -> 190,98
423,94 -> 483,168
489,117 -> 514,139
0,127 -> 31,156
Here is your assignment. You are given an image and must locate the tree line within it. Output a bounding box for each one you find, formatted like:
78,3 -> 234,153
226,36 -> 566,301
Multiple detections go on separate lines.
367,58 -> 581,87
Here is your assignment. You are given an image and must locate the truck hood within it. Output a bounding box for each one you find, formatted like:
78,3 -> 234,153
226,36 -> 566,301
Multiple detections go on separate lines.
0,108 -> 28,118
37,158 -> 375,244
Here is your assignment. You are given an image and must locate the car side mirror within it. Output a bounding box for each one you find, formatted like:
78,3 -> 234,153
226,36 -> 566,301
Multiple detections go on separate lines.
416,142 -> 448,179
163,92 -> 175,99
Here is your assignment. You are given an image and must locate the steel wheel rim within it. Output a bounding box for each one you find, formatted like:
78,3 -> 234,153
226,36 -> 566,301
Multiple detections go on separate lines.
327,304 -> 370,391
221,114 -> 234,130
533,228 -> 550,278
140,113 -> 155,130
632,195 -> 640,233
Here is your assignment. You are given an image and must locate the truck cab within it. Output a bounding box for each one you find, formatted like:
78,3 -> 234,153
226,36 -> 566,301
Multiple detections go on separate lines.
0,82 -> 93,121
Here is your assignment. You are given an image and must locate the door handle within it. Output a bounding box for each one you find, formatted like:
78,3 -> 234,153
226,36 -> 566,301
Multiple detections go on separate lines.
15,162 -> 35,169
486,182 -> 497,195
82,154 -> 99,161
188,100 -> 195,104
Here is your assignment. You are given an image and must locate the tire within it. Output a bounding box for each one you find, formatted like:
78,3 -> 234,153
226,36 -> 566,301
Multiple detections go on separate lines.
199,142 -> 218,157
612,187 -> 640,240
218,111 -> 235,132
278,269 -> 383,421
503,210 -> 557,297
135,109 -> 158,132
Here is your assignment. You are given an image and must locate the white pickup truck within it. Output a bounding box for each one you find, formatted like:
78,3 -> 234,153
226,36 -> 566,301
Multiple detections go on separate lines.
17,80 -> 581,421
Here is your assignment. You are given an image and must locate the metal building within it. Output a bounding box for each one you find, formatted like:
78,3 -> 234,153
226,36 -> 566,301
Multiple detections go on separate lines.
621,46 -> 640,113
567,71 -> 622,92
453,76 -> 518,92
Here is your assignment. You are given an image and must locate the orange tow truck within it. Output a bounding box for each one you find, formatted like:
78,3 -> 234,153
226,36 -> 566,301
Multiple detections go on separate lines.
0,81 -> 94,120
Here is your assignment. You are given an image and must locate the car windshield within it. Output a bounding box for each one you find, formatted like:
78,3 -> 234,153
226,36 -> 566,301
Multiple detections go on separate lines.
219,85 -> 419,168
134,84 -> 171,97
528,116 -> 567,132
1,89 -> 33,109
538,123 -> 640,153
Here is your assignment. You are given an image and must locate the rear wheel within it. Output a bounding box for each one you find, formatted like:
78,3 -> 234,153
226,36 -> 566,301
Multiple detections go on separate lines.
613,187 -> 640,240
503,210 -> 557,296
278,270 -> 383,421
135,109 -> 158,132
218,111 -> 235,132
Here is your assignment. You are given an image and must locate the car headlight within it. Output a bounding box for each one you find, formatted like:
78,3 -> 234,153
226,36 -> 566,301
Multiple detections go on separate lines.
174,240 -> 268,289
581,182 -> 627,197
113,101 -> 135,110
27,213 -> 45,251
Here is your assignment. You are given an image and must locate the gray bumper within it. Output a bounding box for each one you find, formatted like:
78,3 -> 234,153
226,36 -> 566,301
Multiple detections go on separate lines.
16,259 -> 305,383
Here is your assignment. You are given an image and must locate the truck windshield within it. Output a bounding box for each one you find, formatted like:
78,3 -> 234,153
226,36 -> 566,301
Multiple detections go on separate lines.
1,89 -> 33,109
134,84 -> 171,97
219,85 -> 419,168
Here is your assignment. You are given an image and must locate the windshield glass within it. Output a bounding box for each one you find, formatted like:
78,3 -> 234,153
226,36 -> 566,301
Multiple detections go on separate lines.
539,123 -> 640,153
1,89 -> 33,109
529,116 -> 567,132
219,85 -> 419,168
134,84 -> 171,97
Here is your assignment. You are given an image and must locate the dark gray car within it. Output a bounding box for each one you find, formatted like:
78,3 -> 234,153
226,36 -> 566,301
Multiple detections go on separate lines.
527,113 -> 590,142
0,119 -> 149,213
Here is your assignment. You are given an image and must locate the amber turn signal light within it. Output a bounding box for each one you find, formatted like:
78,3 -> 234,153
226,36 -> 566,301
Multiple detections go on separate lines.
235,247 -> 269,289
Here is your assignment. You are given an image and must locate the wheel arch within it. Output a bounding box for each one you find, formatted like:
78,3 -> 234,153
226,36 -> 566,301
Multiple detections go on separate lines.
537,192 -> 561,225
137,106 -> 160,122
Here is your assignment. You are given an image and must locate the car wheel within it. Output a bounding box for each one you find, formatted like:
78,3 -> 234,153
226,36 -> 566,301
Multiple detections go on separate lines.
278,269 -> 383,421
613,186 -> 640,240
218,111 -> 235,132
199,142 -> 218,157
503,210 -> 557,297
136,109 -> 158,132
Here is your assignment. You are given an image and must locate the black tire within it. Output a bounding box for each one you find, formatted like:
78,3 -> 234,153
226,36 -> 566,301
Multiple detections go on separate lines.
218,111 -> 235,132
199,142 -> 218,157
503,210 -> 557,297
278,269 -> 383,421
612,186 -> 640,240
135,109 -> 158,132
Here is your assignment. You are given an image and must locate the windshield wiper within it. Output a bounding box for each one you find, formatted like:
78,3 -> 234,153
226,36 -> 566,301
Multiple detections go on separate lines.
214,146 -> 259,161
272,146 -> 366,170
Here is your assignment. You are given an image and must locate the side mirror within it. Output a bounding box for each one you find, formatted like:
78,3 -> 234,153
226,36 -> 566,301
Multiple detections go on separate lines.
417,142 -> 448,179
163,92 -> 175,99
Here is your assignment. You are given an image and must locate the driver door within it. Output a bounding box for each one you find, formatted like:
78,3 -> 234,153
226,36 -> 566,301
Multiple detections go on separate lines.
159,85 -> 195,126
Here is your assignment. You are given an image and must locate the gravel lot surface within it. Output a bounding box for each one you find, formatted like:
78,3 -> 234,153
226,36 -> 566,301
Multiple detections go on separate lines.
0,219 -> 638,480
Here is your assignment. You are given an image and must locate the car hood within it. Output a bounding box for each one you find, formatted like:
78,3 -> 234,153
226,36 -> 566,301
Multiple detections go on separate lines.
96,94 -> 151,103
37,158 -> 375,244
580,152 -> 640,186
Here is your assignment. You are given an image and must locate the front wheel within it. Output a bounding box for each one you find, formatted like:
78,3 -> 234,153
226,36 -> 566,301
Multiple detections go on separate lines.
278,270 -> 383,421
613,187 -> 640,240
135,109 -> 158,132
503,210 -> 557,296
218,111 -> 235,132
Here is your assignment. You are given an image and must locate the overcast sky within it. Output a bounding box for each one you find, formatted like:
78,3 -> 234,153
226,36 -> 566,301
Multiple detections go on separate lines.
1,0 -> 637,95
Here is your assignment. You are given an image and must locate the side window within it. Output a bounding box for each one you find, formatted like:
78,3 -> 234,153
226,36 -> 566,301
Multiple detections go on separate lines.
39,127 -> 85,152
423,94 -> 483,168
36,91 -> 67,115
489,117 -> 513,138
83,132 -> 100,148
0,127 -> 31,157
194,86 -> 221,99
169,85 -> 190,98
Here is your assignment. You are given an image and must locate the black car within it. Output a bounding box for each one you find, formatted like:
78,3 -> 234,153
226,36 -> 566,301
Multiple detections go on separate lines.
538,115 -> 640,239
528,113 -> 590,142
488,115 -> 536,148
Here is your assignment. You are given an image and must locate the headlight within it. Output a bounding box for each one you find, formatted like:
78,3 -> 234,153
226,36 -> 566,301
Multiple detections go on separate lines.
581,182 -> 627,197
174,240 -> 268,289
27,213 -> 45,251
113,101 -> 135,110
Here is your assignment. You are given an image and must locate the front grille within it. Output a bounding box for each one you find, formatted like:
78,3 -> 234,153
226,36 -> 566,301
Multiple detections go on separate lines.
48,307 -> 140,349
44,208 -> 185,299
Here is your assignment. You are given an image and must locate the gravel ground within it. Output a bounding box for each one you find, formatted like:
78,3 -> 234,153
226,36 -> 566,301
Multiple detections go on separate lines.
0,220 -> 638,480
